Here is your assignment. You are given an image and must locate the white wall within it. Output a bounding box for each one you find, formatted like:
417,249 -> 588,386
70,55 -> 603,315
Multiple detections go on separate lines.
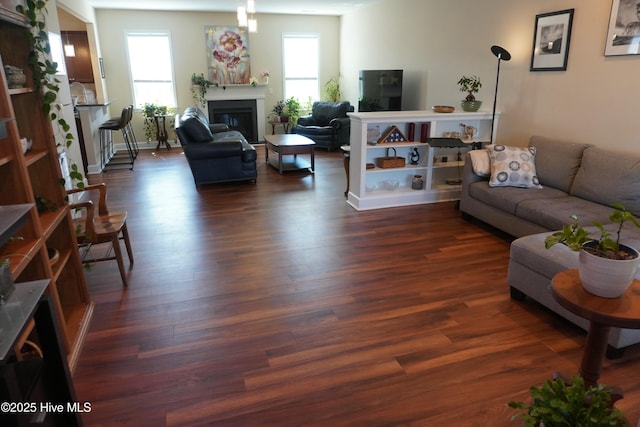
93,10 -> 341,142
341,0 -> 640,152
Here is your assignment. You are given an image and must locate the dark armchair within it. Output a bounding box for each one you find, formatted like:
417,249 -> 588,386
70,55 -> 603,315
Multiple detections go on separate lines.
292,101 -> 354,151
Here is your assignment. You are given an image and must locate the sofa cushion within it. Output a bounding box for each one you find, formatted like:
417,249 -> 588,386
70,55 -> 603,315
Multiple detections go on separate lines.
528,135 -> 591,192
516,196 -> 616,231
180,113 -> 214,143
570,146 -> 640,217
183,141 -> 243,160
312,102 -> 350,126
487,145 -> 542,189
469,181 -> 567,215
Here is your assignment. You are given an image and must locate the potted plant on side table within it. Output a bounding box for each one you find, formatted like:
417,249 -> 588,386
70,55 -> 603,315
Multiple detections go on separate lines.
544,203 -> 640,298
284,97 -> 301,126
457,75 -> 482,112
271,100 -> 286,122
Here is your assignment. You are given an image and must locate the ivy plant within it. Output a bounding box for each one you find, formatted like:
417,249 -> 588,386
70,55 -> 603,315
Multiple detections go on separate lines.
190,73 -> 214,108
17,0 -> 85,190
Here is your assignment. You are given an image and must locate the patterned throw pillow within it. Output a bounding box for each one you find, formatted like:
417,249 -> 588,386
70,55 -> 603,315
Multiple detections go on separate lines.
487,145 -> 542,189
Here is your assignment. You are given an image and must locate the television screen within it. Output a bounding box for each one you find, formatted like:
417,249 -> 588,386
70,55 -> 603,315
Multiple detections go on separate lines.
358,70 -> 403,112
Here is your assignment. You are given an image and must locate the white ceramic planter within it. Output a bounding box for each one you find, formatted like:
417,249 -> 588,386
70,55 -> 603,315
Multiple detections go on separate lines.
578,243 -> 640,298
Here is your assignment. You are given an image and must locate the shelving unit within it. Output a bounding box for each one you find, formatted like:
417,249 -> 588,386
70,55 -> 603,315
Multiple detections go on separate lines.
1,9 -> 93,371
347,110 -> 498,211
0,280 -> 82,426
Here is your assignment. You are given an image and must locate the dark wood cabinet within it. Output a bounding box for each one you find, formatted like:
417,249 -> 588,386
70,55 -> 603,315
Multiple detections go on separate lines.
61,31 -> 94,83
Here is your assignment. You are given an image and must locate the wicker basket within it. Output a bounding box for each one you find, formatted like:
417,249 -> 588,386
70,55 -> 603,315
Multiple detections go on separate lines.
376,147 -> 405,169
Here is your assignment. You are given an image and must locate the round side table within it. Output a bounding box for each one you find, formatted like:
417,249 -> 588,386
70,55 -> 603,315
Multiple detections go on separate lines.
552,269 -> 640,387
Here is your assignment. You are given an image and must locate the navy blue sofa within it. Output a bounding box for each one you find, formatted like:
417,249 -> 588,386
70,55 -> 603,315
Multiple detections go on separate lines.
175,107 -> 257,186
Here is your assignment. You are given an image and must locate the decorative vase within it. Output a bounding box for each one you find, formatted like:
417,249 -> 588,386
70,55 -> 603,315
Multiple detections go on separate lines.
263,76 -> 269,85
460,100 -> 482,112
578,242 -> 640,298
412,175 -> 424,190
4,65 -> 26,89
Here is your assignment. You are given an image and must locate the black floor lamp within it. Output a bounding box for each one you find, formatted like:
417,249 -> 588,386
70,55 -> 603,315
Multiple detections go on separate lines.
490,45 -> 511,144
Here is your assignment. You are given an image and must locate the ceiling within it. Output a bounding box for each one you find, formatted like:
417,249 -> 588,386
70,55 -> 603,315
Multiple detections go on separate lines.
86,0 -> 383,15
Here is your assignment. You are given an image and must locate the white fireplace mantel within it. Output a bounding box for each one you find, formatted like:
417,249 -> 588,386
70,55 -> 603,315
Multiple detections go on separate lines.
205,84 -> 267,142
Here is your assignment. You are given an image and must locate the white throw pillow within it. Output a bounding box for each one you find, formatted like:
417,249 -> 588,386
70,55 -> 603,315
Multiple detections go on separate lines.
469,149 -> 491,177
487,144 -> 542,189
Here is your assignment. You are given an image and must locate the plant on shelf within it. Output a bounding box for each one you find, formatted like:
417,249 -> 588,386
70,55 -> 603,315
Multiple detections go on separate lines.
190,73 -> 214,108
17,0 -> 85,190
544,203 -> 640,298
457,75 -> 482,112
323,76 -> 342,102
508,375 -> 627,427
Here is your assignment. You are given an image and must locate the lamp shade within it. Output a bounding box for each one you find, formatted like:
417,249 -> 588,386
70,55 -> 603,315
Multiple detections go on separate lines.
491,45 -> 511,61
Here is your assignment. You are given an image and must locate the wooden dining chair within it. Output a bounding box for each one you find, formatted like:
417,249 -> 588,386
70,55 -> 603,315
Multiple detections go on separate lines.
67,183 -> 134,286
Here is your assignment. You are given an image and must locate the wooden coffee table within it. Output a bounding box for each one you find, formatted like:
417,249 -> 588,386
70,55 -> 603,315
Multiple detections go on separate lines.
552,269 -> 640,387
264,134 -> 315,174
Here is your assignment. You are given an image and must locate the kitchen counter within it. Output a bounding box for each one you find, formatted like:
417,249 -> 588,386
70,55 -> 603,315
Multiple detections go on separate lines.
75,100 -> 115,174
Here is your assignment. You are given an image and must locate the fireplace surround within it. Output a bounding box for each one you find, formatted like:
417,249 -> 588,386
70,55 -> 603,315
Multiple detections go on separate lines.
205,85 -> 266,143
209,100 -> 257,143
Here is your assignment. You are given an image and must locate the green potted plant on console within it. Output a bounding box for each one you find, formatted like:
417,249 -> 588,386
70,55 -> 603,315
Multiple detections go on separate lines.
457,75 -> 482,112
544,203 -> 640,298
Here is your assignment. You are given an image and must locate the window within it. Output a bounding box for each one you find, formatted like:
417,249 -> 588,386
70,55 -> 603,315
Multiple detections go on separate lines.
283,33 -> 319,103
125,31 -> 176,108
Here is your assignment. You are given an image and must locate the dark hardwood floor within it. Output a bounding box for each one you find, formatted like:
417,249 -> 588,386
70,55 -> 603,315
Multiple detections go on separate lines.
72,146 -> 640,426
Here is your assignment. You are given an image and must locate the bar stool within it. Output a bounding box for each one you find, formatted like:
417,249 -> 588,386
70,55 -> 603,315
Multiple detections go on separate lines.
100,105 -> 136,170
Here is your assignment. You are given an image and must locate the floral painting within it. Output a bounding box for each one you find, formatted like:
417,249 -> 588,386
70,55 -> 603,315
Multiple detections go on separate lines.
206,26 -> 251,84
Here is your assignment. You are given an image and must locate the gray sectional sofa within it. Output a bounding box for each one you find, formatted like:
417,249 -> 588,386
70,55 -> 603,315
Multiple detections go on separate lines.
460,135 -> 640,354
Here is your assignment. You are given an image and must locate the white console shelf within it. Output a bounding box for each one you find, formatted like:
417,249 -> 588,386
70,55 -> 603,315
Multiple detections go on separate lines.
347,110 -> 498,211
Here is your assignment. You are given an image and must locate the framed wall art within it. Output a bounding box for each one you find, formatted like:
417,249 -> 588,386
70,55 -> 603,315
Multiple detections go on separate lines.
605,0 -> 640,56
205,26 -> 251,85
530,9 -> 574,71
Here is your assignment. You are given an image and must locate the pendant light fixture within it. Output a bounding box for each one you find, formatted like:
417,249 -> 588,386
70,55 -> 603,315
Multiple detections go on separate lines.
237,1 -> 257,33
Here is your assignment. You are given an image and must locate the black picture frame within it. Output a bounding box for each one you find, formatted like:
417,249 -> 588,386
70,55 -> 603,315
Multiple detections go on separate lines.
605,0 -> 640,56
530,9 -> 574,71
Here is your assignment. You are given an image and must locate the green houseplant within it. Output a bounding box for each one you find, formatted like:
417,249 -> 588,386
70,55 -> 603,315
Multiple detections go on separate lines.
283,96 -> 301,125
323,76 -> 342,102
509,375 -> 627,427
457,75 -> 482,112
545,203 -> 640,298
141,103 -> 174,142
271,100 -> 285,122
191,73 -> 214,108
